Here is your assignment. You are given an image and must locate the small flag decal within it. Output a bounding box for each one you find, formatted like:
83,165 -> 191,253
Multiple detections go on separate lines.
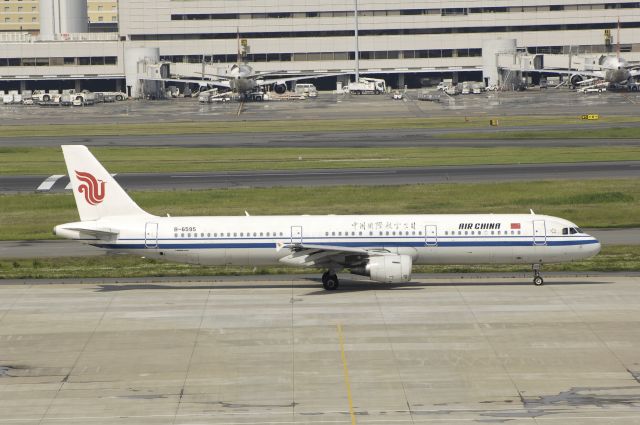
511,223 -> 521,230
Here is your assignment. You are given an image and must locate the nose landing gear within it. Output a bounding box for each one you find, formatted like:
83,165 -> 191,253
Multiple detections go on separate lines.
533,264 -> 544,286
322,271 -> 339,290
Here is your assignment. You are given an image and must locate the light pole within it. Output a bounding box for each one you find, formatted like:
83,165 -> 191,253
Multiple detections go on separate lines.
354,0 -> 360,82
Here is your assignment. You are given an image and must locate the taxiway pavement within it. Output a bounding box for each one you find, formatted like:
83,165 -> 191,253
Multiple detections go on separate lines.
3,161 -> 639,193
2,133 -> 640,148
1,275 -> 639,424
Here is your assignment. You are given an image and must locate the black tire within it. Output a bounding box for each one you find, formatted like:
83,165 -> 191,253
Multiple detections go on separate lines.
322,274 -> 339,290
533,276 -> 544,286
116,95 -> 123,101
43,95 -> 50,102
633,86 -> 639,92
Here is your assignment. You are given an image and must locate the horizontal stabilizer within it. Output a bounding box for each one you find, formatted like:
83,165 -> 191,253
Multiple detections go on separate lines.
54,222 -> 119,240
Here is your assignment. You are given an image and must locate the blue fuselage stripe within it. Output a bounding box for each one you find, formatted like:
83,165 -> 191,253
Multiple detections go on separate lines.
93,239 -> 600,250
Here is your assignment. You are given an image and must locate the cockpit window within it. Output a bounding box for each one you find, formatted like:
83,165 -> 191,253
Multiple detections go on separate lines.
563,227 -> 582,235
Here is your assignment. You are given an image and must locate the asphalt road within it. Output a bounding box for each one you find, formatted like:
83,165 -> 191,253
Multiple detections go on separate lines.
0,228 -> 636,259
3,161 -> 639,193
1,132 -> 640,149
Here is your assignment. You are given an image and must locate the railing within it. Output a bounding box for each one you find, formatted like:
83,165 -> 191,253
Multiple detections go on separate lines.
39,33 -> 120,42
0,32 -> 32,43
0,32 -> 120,43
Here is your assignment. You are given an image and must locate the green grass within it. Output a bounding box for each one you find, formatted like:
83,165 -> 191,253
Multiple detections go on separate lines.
0,115 -> 639,138
1,179 -> 639,241
3,145 -> 640,175
0,245 -> 637,279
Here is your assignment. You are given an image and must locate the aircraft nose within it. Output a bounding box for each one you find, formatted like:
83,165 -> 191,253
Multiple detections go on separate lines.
587,236 -> 602,257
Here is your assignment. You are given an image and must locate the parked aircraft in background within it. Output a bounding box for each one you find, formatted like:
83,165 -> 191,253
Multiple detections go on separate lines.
153,33 -> 342,97
545,54 -> 640,88
155,62 -> 339,98
541,20 -> 640,88
54,146 -> 601,290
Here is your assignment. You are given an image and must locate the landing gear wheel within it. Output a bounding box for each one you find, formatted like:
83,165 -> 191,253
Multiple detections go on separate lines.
321,271 -> 339,290
532,265 -> 544,286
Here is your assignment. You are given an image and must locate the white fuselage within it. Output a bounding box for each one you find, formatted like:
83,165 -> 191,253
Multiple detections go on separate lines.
57,213 -> 601,267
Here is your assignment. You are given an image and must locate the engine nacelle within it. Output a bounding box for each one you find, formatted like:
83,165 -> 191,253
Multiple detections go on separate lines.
351,255 -> 412,283
570,74 -> 584,87
273,82 -> 287,94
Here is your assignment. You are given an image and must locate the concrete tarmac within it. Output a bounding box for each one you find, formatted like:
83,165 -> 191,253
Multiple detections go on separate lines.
1,89 -> 640,126
1,275 -> 639,424
4,161 -> 640,193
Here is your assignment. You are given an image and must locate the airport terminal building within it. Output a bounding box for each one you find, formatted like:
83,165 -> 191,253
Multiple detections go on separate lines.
1,1 -> 640,95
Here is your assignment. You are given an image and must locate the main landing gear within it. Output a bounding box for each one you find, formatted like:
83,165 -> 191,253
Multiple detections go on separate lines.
532,264 -> 544,286
322,271 -> 339,290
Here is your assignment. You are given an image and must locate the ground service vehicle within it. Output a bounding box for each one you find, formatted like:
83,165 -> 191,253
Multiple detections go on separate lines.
346,77 -> 387,95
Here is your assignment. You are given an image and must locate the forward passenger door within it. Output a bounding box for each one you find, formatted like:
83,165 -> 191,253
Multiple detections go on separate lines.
533,220 -> 547,246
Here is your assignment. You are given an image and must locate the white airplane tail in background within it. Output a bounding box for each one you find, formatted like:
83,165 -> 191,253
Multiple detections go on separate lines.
61,145 -> 148,221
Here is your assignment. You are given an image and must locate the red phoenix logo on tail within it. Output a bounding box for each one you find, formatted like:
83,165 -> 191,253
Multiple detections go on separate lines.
75,171 -> 106,205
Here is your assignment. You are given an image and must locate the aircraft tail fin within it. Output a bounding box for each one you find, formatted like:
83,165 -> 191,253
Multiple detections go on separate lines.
61,145 -> 149,221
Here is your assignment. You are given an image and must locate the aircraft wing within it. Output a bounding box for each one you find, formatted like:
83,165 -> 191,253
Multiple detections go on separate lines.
140,76 -> 231,89
259,72 -> 346,85
533,69 -> 600,77
575,77 -> 602,85
277,242 -> 392,268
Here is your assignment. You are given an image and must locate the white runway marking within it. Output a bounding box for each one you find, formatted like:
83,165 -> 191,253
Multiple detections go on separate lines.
36,175 -> 64,191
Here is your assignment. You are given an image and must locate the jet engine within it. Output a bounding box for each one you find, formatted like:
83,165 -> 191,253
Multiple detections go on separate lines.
570,74 -> 584,87
273,81 -> 288,94
350,255 -> 412,283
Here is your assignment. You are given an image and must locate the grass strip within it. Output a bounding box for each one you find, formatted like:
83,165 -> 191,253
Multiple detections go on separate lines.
2,145 -> 640,175
1,245 -> 637,280
1,179 -> 639,241
0,115 -> 639,138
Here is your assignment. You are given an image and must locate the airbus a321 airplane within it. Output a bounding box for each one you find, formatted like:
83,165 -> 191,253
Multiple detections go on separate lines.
54,146 -> 601,290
